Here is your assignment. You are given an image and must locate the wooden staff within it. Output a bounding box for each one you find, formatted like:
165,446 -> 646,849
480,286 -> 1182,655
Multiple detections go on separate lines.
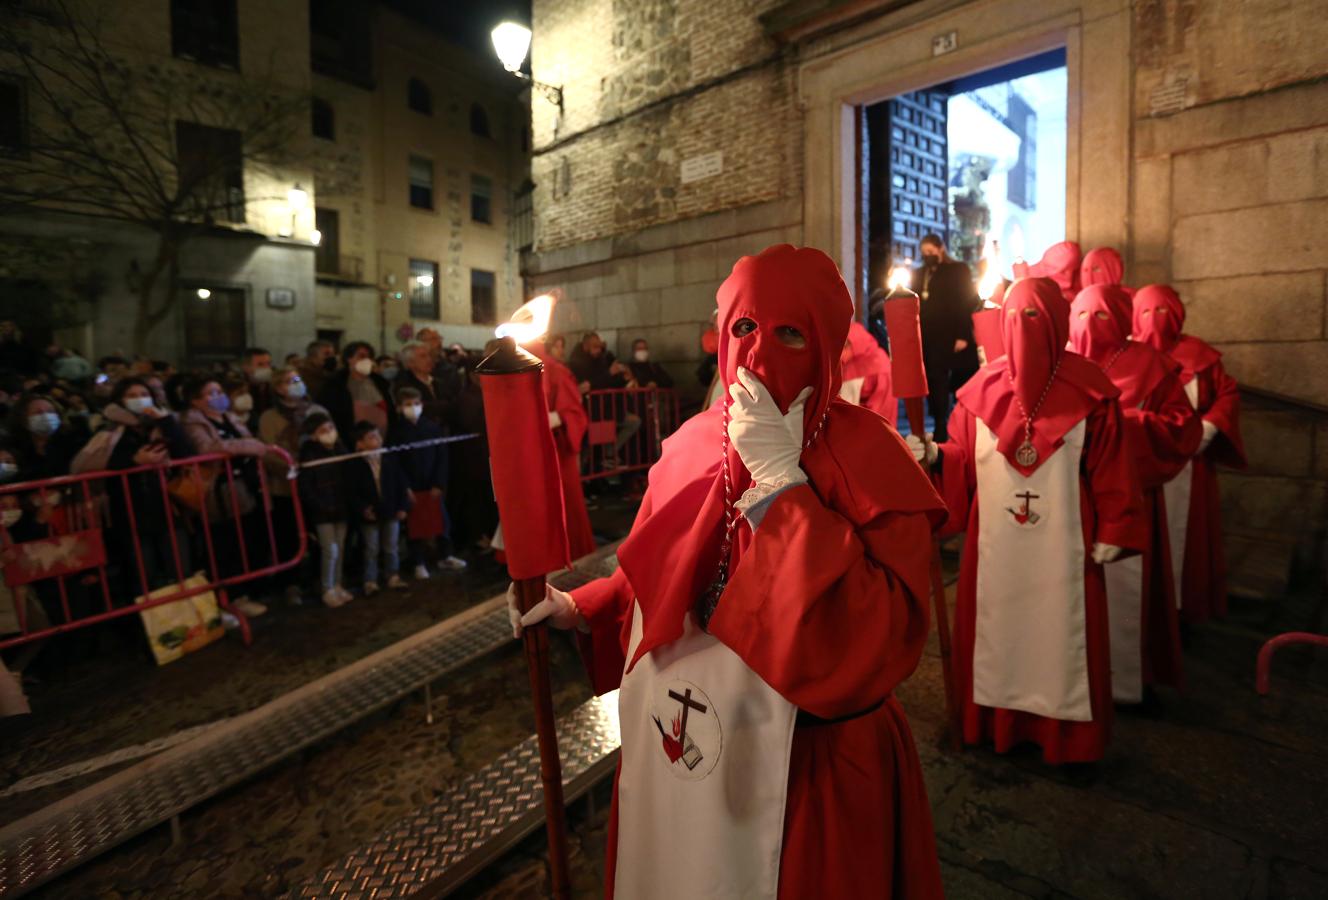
514,576 -> 571,899
885,282 -> 963,750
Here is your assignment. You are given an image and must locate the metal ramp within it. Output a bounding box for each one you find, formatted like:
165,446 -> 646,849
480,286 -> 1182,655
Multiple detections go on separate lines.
0,548 -> 621,898
292,693 -> 621,899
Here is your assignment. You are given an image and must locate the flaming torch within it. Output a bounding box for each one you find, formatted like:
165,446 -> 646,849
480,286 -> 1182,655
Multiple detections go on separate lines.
475,294 -> 572,899
883,261 -> 962,750
972,238 -> 1006,366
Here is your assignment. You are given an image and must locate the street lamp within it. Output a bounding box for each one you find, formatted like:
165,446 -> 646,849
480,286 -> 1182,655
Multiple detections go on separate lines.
490,21 -> 563,110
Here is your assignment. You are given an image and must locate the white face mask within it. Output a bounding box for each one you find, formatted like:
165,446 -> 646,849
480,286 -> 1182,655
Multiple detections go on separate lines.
231,393 -> 254,413
633,349 -> 649,363
28,412 -> 60,436
353,358 -> 374,376
284,380 -> 308,399
125,396 -> 155,414
401,403 -> 423,422
0,462 -> 16,481
316,428 -> 338,448
0,508 -> 21,527
251,366 -> 273,383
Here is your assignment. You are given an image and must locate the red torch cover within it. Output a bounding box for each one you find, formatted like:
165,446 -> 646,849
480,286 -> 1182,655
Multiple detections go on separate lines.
479,367 -> 571,579
971,307 -> 1005,362
884,291 -> 929,399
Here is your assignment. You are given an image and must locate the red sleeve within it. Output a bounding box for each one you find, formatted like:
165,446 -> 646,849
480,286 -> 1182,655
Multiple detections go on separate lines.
1123,370 -> 1202,488
569,488 -> 655,695
1084,399 -> 1148,552
935,405 -> 977,536
547,366 -> 588,456
1201,361 -> 1246,468
707,484 -> 932,719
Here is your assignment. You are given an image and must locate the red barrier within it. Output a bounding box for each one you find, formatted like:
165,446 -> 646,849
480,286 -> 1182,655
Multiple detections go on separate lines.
1255,631 -> 1328,695
0,446 -> 306,651
582,387 -> 681,482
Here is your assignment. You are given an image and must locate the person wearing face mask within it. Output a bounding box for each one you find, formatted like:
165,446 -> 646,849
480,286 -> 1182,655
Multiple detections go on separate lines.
92,378 -> 195,593
8,393 -> 90,483
394,341 -> 456,432
238,347 -> 275,420
1132,285 -> 1247,625
514,245 -> 948,899
299,340 -> 337,398
181,376 -> 271,618
316,341 -> 397,442
387,386 -> 467,577
918,277 -> 1147,765
1079,247 -> 1133,296
1014,240 -> 1083,304
624,339 -> 674,390
1069,285 -> 1201,708
259,368 -> 329,605
224,377 -> 257,433
838,320 -> 897,427
298,413 -> 354,607
910,234 -> 978,442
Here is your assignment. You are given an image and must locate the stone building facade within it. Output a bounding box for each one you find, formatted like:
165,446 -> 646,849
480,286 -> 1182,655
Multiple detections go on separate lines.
526,0 -> 1328,581
0,0 -> 529,364
310,7 -> 530,354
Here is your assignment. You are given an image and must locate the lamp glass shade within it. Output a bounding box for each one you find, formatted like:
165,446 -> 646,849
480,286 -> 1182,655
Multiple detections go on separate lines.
492,22 -> 532,73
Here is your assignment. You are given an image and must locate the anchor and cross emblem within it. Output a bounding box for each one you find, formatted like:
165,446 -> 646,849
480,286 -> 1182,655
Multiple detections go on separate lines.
1005,489 -> 1042,526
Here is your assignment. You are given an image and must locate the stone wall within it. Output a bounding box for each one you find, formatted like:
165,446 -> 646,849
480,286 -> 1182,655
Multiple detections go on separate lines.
1131,0 -> 1328,408
530,0 -> 799,253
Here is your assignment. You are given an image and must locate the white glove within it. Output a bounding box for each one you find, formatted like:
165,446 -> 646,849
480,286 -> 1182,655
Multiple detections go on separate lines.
548,410 -> 563,429
507,581 -> 583,639
727,368 -> 811,488
1197,420 -> 1217,454
906,432 -> 938,467
1091,543 -> 1123,564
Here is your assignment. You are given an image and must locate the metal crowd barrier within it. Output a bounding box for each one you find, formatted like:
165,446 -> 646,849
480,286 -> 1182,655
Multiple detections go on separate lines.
582,386 -> 680,482
0,446 -> 305,652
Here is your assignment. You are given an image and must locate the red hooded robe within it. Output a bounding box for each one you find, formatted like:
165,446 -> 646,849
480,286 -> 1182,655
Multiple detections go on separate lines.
1070,285 -> 1202,698
937,277 -> 1146,763
571,245 -> 946,899
1079,247 -> 1135,298
839,320 -> 897,426
1133,285 -> 1246,623
528,341 -> 596,560
1015,240 -> 1082,304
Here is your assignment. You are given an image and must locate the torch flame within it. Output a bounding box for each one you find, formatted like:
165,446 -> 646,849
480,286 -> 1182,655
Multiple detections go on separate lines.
495,293 -> 554,344
977,237 -> 1002,307
887,263 -> 912,291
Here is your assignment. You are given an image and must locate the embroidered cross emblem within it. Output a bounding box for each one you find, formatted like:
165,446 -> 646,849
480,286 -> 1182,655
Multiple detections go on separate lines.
1006,490 -> 1042,526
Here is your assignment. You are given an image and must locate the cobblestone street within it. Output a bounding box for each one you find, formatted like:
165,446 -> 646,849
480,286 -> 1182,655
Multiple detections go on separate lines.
3,496 -> 1326,899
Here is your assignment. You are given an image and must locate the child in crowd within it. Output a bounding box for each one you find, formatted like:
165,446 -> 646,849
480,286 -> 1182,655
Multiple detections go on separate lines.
347,421 -> 410,595
298,412 -> 352,608
387,386 -> 467,578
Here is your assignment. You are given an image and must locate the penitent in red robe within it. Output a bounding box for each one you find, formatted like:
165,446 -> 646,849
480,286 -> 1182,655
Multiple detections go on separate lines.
937,277 -> 1147,764
1071,285 -> 1202,698
839,321 -> 897,426
572,244 -> 946,899
1134,286 -> 1247,623
532,346 -> 596,560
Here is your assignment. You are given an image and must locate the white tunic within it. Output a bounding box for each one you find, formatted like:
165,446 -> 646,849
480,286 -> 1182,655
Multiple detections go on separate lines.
614,601 -> 798,899
973,418 -> 1092,722
1161,378 -> 1201,608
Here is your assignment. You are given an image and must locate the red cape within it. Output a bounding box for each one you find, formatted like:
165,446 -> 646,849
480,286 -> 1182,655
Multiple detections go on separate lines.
840,320 -> 897,425
529,344 -> 595,559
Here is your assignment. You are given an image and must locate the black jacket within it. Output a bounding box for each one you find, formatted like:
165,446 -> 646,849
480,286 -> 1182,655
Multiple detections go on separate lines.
911,261 -> 978,364
627,360 -> 674,389
297,440 -> 350,525
386,417 -> 448,493
107,412 -> 193,537
396,368 -> 458,433
315,368 -> 398,442
346,453 -> 412,522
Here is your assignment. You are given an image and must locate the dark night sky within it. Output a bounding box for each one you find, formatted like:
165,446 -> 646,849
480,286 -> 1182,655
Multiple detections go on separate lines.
383,0 -> 533,59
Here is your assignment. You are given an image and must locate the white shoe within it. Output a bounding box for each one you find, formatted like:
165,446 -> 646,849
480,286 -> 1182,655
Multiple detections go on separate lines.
438,555 -> 468,571
386,574 -> 407,590
414,564 -> 431,580
363,581 -> 380,597
233,596 -> 268,617
334,586 -> 354,603
322,589 -> 348,608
